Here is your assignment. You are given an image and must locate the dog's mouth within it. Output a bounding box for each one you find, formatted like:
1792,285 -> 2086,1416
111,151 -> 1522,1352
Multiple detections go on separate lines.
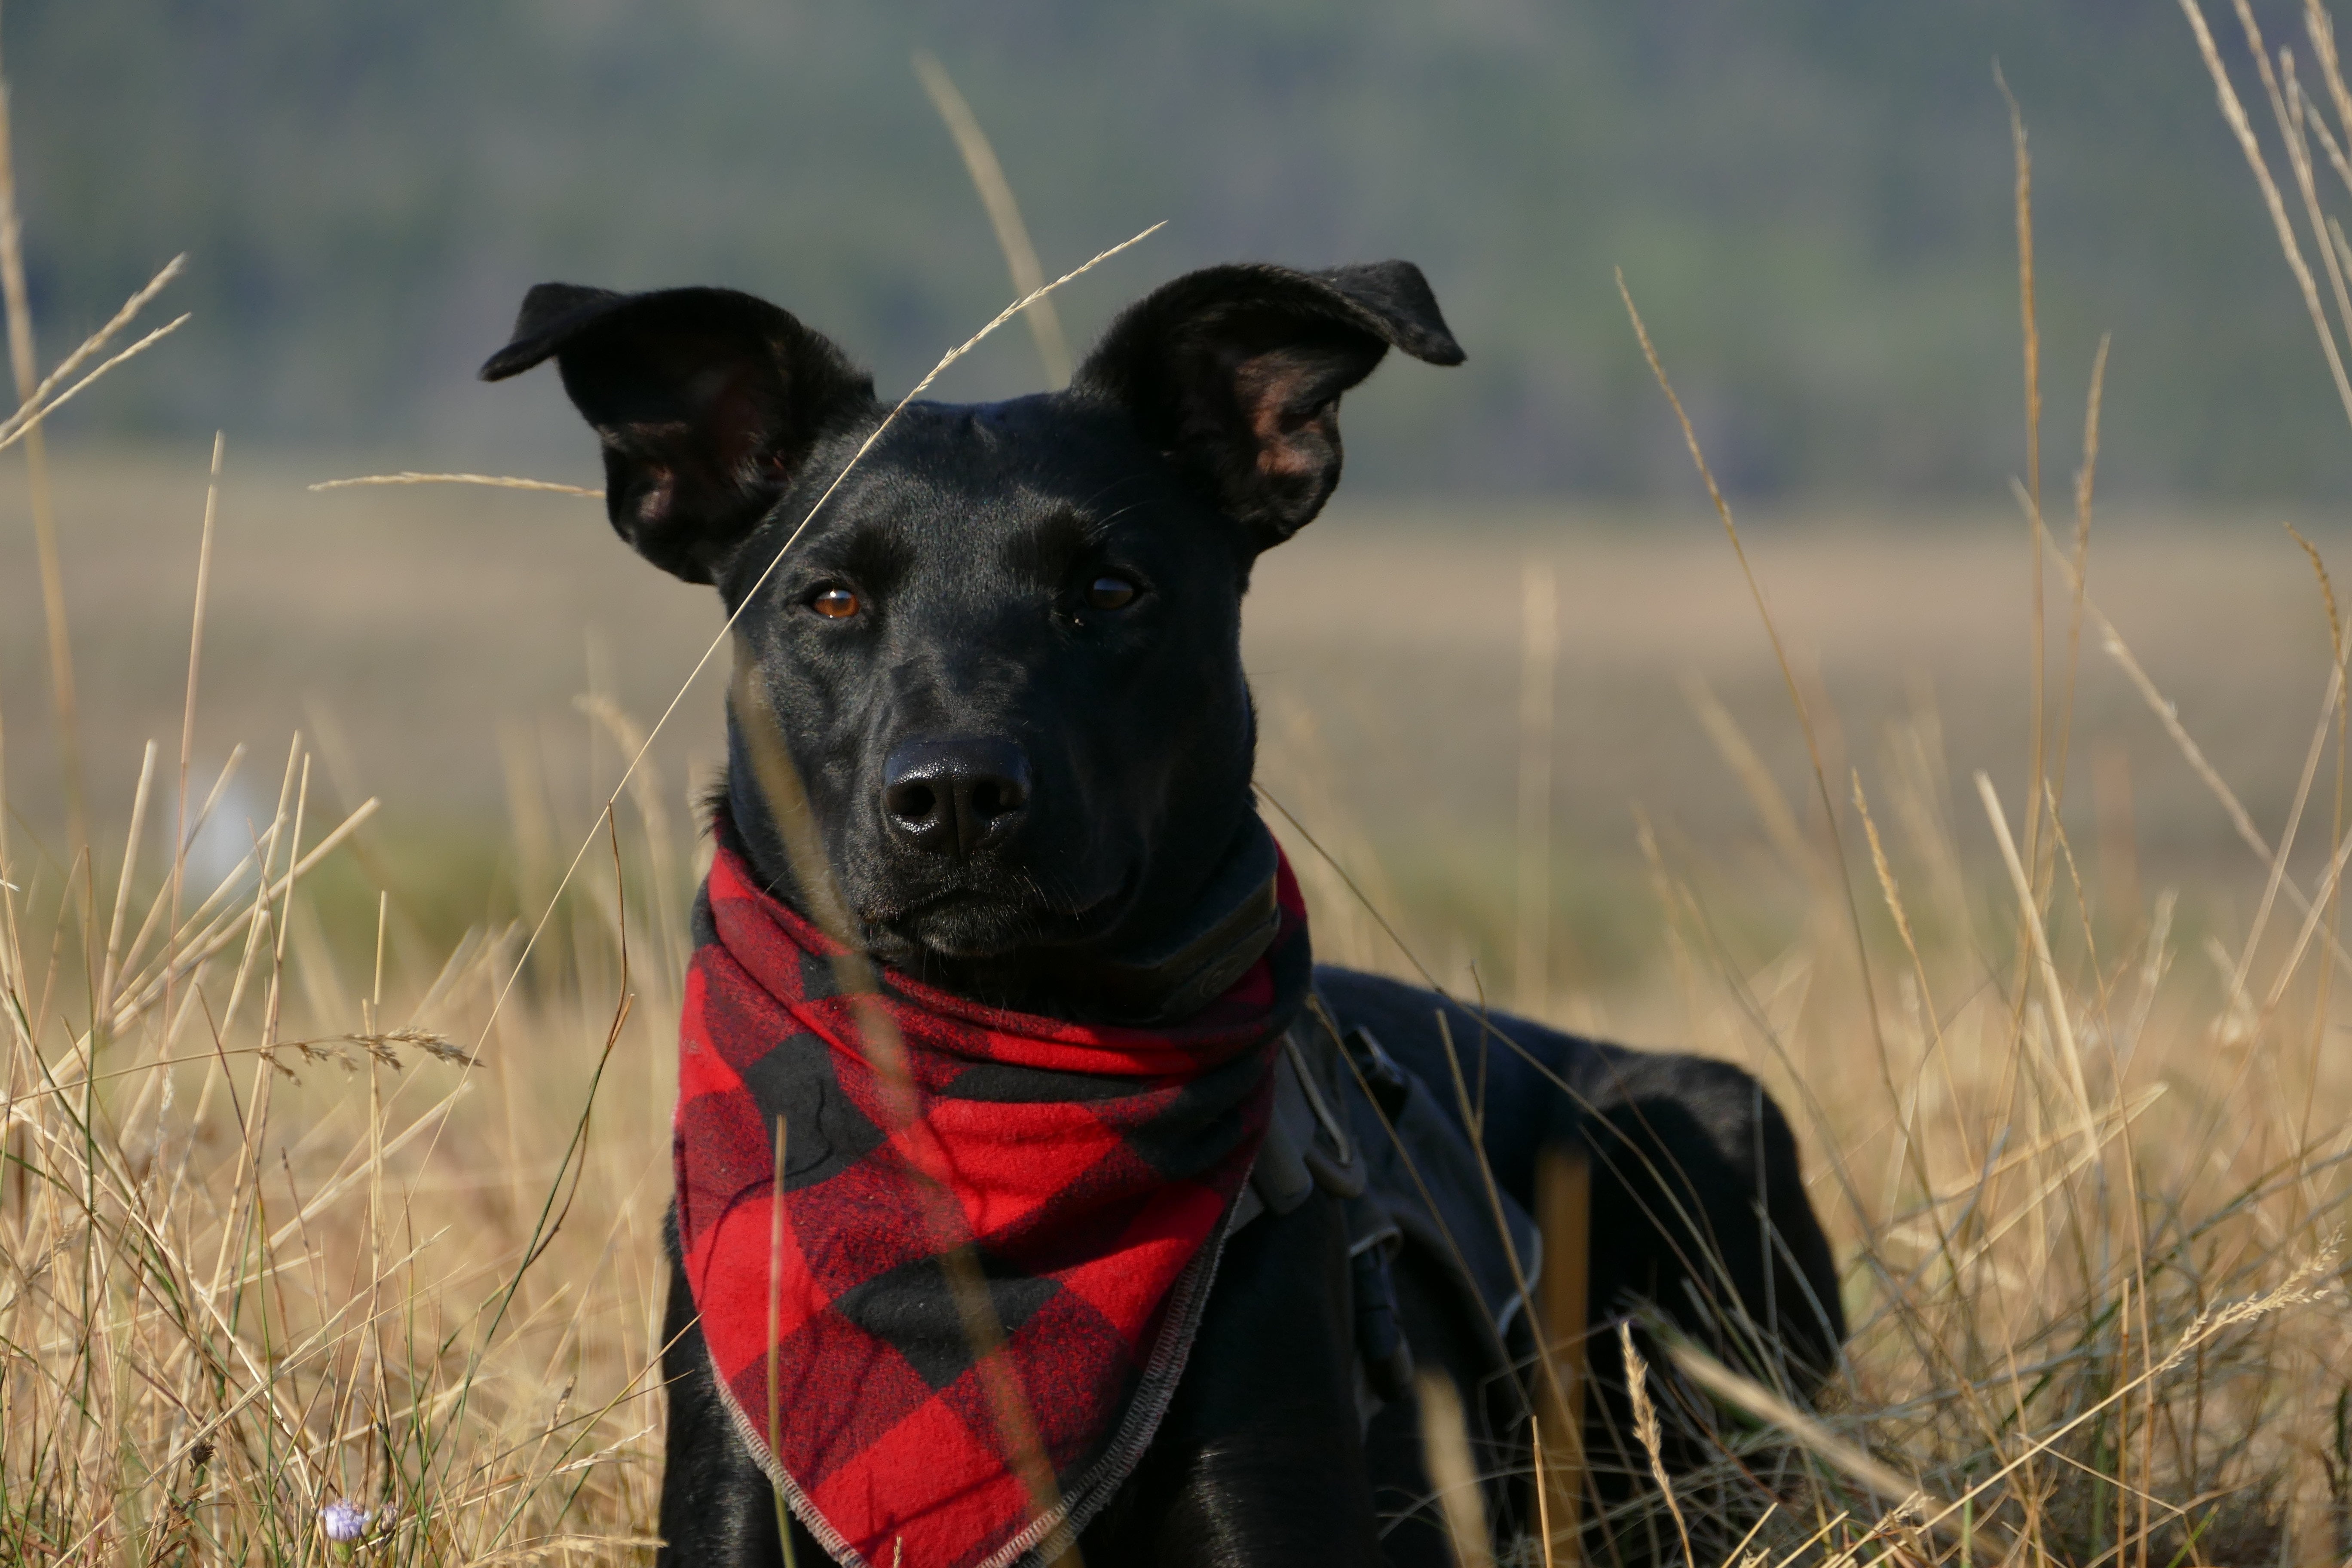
857,819 -> 1279,1022
862,862 -> 1138,963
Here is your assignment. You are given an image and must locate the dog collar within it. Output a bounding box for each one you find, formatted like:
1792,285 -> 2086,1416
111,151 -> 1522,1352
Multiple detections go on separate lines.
1050,818 -> 1283,1026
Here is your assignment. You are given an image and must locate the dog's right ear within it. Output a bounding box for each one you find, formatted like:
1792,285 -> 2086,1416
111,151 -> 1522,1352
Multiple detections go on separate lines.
481,284 -> 876,585
1073,261 -> 1463,551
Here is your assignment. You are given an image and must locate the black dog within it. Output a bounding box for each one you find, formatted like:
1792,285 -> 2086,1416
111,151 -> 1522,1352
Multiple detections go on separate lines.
482,260 -> 1845,1567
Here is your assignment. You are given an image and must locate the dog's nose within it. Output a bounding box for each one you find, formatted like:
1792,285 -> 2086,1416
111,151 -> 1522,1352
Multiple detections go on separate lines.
880,738 -> 1032,857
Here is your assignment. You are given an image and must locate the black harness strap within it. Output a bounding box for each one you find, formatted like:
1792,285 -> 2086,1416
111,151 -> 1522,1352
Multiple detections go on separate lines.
1234,986 -> 1542,1426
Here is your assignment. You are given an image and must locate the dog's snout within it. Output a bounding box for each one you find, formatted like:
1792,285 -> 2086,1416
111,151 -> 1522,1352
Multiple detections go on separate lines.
880,738 -> 1032,857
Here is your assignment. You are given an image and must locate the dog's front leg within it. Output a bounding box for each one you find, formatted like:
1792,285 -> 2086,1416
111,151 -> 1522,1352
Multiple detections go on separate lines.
1083,1188 -> 1382,1567
656,1213 -> 821,1568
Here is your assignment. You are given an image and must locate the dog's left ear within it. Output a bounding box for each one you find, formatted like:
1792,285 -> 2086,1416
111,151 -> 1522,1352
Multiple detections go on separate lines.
480,283 -> 875,585
1074,260 -> 1463,548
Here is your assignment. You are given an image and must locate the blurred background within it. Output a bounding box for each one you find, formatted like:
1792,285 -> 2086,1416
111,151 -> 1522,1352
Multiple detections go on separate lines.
0,0 -> 2344,1014
2,0 -> 2338,495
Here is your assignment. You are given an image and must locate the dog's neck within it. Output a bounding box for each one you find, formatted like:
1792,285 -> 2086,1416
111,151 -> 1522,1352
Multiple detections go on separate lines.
715,766 -> 1281,1026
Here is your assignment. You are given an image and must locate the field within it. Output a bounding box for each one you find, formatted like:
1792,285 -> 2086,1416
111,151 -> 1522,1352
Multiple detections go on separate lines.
4,444 -> 2348,1563
6,8 -> 2352,1562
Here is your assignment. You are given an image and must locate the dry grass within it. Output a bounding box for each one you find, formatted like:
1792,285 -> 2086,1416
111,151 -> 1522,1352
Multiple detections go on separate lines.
6,9 -> 2352,1567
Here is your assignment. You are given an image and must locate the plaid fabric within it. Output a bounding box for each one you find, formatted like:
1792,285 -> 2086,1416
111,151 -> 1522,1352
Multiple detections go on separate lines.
674,828 -> 1309,1568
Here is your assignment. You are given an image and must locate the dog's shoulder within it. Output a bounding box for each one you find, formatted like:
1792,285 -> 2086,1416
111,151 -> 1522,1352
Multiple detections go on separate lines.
1309,964 -> 1609,1128
1307,962 -> 1801,1191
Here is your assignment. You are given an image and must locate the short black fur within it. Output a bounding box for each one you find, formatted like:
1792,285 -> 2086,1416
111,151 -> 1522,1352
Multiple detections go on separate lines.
483,259 -> 1845,1567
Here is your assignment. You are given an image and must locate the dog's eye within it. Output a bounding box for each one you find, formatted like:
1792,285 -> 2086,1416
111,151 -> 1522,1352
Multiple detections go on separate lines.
1086,575 -> 1139,612
811,586 -> 860,619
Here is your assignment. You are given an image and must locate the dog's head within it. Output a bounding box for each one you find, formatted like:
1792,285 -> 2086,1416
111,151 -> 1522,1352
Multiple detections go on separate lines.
483,261 -> 1461,1013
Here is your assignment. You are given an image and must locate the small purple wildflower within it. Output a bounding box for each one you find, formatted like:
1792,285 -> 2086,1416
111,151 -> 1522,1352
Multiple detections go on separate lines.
320,1500 -> 371,1544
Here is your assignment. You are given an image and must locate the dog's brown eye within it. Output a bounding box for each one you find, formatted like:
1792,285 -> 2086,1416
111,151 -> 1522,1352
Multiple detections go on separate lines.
812,586 -> 860,619
1086,575 -> 1139,611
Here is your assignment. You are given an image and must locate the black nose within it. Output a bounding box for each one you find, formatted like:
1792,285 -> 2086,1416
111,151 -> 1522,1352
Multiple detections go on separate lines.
880,738 -> 1032,857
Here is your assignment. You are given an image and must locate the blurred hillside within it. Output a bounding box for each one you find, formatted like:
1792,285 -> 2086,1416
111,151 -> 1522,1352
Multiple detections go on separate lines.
2,0 -> 2341,501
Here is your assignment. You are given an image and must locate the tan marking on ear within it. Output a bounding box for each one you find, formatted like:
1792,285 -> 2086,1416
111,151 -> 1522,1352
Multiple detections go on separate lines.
1256,425 -> 1334,480
1236,355 -> 1335,479
631,460 -> 677,526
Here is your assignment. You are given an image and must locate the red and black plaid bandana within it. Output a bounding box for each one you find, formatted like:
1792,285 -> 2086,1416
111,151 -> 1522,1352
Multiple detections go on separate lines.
674,833 -> 1310,1568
